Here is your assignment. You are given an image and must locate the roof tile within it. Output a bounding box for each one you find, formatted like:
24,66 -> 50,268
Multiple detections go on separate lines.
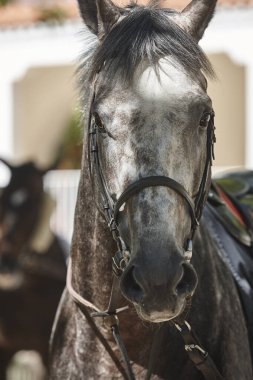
0,0 -> 252,28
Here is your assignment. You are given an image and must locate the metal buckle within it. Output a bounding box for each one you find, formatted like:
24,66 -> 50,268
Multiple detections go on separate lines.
185,344 -> 208,358
91,306 -> 128,319
91,311 -> 119,326
108,218 -> 117,232
112,251 -> 124,277
112,258 -> 122,277
174,320 -> 191,332
112,250 -> 130,277
185,240 -> 193,262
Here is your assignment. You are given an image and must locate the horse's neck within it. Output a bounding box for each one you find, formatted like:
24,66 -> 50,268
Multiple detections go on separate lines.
71,155 -> 117,311
70,154 -> 152,357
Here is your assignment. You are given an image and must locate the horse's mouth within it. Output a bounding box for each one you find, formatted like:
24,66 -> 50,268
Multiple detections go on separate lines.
0,271 -> 24,291
134,298 -> 187,323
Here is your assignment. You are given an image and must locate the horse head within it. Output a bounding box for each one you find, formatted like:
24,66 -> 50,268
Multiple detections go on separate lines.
78,0 -> 217,323
0,159 -> 54,289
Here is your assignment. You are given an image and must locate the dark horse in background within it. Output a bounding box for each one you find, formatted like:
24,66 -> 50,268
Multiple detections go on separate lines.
50,0 -> 252,379
0,158 -> 67,379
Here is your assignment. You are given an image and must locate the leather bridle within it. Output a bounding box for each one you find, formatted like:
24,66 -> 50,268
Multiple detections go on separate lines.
88,95 -> 216,274
67,81 -> 224,380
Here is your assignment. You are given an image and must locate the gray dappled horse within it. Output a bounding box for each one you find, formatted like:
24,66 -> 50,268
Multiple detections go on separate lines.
49,1 -> 253,379
0,159 -> 67,379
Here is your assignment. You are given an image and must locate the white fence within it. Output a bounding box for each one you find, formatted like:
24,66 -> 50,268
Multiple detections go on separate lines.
44,170 -> 80,244
0,168 -> 80,245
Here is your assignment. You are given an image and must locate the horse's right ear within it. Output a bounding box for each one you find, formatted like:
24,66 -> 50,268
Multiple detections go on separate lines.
77,0 -> 121,36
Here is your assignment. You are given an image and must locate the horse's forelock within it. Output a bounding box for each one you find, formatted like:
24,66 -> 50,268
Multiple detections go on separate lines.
79,5 -> 214,88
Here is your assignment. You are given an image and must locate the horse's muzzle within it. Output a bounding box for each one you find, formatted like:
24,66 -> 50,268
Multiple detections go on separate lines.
120,256 -> 198,322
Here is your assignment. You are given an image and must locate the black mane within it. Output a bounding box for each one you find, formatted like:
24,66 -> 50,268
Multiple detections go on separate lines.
86,5 -> 214,84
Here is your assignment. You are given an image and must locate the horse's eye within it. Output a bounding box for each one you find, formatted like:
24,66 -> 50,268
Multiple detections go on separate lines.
94,113 -> 107,134
199,113 -> 211,129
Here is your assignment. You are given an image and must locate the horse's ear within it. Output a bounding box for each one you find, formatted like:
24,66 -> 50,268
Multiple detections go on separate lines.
40,157 -> 61,176
181,0 -> 217,42
0,158 -> 14,171
96,0 -> 122,36
77,0 -> 121,36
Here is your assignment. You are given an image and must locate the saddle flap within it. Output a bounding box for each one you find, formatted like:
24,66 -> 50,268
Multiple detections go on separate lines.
208,171 -> 253,247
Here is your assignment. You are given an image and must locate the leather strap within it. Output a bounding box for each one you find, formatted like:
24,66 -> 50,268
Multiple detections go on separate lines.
67,259 -> 131,379
114,176 -> 198,230
112,324 -> 135,380
67,258 -> 128,316
175,321 -> 224,380
75,301 -> 130,380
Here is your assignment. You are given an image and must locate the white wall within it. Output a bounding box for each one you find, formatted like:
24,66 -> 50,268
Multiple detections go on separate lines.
0,21 -> 83,168
14,65 -> 77,167
208,53 -> 245,168
202,6 -> 253,168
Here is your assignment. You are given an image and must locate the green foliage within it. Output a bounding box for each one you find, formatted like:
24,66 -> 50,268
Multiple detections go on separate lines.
0,0 -> 11,7
57,110 -> 83,170
38,7 -> 67,23
64,111 -> 83,146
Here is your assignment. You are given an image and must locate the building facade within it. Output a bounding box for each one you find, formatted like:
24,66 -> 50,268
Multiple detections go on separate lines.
0,1 -> 253,181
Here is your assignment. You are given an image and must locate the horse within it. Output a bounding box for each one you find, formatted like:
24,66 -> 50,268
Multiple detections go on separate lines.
49,1 -> 253,379
0,158 -> 67,379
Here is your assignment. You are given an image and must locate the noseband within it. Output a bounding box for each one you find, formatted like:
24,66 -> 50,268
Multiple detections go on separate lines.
88,104 -> 216,275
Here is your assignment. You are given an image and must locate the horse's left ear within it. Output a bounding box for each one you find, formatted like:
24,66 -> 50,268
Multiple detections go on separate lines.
77,0 -> 122,36
180,0 -> 217,42
0,158 -> 14,171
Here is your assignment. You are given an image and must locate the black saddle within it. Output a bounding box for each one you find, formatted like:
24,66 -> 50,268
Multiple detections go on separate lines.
204,170 -> 253,362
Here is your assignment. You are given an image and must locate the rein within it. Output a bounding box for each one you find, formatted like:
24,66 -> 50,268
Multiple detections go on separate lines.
67,79 -> 224,379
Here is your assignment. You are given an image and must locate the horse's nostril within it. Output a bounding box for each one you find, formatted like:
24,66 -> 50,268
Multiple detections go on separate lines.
120,265 -> 145,303
175,263 -> 197,297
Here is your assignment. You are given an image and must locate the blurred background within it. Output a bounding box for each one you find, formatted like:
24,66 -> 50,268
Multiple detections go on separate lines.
0,0 -> 253,378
